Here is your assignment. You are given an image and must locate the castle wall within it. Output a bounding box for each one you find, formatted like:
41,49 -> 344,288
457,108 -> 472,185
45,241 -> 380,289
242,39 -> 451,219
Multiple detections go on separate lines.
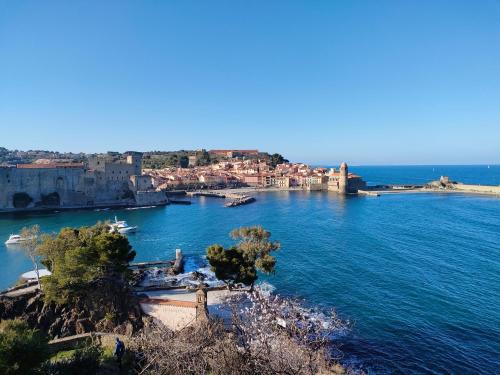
0,152 -> 163,211
0,166 -> 90,209
135,191 -> 168,206
104,162 -> 136,183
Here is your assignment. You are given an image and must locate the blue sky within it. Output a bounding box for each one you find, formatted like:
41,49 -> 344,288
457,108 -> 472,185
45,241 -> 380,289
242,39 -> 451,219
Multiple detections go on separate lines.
1,0 -> 499,165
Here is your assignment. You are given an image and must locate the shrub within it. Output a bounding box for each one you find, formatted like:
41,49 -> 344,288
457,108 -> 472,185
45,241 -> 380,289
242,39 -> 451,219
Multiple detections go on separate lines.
0,319 -> 49,375
43,345 -> 102,375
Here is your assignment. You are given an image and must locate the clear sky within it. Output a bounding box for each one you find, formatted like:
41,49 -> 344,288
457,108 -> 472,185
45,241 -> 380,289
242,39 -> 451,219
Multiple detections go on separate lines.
1,1 -> 499,165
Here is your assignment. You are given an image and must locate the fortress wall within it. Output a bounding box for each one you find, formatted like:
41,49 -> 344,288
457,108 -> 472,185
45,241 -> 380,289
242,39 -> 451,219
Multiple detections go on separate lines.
0,167 -> 89,209
0,167 -> 138,210
93,179 -> 131,204
0,153 -> 159,211
104,162 -> 136,183
0,168 -> 12,208
135,190 -> 168,206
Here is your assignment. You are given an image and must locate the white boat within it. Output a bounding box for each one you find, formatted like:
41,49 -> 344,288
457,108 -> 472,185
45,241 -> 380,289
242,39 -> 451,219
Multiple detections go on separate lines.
109,217 -> 138,234
5,234 -> 28,245
21,269 -> 52,280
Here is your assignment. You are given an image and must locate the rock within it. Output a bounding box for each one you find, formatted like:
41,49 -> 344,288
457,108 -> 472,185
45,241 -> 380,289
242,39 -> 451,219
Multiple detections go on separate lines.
0,287 -> 144,338
76,318 -> 93,334
25,295 -> 42,313
125,322 -> 134,337
60,318 -> 76,337
38,303 -> 55,330
49,317 -> 63,337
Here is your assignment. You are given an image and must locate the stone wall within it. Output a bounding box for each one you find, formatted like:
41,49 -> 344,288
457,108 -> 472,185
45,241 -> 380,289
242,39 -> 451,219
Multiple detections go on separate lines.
0,166 -> 90,209
452,183 -> 500,195
140,300 -> 197,331
0,152 -> 167,211
135,191 -> 168,206
47,332 -> 129,354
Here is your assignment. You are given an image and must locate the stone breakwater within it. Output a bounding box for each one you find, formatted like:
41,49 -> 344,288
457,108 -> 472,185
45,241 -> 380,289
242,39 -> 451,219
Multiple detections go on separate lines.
441,182 -> 500,195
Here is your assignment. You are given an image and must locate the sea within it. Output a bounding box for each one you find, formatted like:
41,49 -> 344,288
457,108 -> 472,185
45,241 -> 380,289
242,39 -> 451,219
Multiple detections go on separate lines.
0,165 -> 499,374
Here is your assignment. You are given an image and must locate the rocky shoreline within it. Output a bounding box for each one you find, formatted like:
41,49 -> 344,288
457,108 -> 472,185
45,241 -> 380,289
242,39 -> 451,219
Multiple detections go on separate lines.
0,285 -> 144,339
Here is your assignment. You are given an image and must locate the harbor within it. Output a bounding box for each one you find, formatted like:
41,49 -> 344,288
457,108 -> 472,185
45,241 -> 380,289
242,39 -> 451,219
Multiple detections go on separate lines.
0,166 -> 499,374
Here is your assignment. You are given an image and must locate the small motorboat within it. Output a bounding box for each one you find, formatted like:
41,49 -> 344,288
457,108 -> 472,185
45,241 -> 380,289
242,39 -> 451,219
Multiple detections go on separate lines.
5,234 -> 28,245
109,217 -> 138,234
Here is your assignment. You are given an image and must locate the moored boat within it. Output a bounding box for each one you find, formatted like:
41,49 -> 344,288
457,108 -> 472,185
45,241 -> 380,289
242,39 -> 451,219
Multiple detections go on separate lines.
5,234 -> 28,245
109,217 -> 138,234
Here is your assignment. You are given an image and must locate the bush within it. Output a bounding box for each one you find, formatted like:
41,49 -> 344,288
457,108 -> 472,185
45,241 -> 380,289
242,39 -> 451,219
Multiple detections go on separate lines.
0,319 -> 49,375
43,345 -> 102,375
131,290 -> 350,375
37,224 -> 136,305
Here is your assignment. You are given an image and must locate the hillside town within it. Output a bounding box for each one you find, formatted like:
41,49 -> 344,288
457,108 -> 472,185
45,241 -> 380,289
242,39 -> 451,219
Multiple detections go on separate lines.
146,149 -> 366,192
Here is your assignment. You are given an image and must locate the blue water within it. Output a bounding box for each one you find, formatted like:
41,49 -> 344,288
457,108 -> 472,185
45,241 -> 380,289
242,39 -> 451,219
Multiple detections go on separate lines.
351,164 -> 500,186
1,166 -> 499,374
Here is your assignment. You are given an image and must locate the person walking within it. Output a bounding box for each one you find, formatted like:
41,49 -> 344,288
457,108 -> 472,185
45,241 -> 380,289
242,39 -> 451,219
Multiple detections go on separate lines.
113,337 -> 125,369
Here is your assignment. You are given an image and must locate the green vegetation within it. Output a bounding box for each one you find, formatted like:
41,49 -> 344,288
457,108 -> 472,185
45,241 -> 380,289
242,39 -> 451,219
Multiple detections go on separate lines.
37,223 -> 136,305
0,319 -> 49,375
19,225 -> 43,290
48,349 -> 77,362
195,150 -> 211,166
0,147 -> 86,166
45,345 -> 103,375
142,151 -> 191,169
268,153 -> 289,167
206,226 -> 280,289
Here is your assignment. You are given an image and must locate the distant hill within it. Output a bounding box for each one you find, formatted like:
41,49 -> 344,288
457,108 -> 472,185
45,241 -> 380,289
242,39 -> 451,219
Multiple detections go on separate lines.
0,148 -> 288,169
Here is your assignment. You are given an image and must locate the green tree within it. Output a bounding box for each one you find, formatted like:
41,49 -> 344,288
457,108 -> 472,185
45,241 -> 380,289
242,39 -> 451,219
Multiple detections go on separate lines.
19,225 -> 43,290
179,155 -> 189,168
206,226 -> 280,290
269,153 -> 289,168
0,319 -> 49,375
196,150 -> 211,166
37,224 -> 136,304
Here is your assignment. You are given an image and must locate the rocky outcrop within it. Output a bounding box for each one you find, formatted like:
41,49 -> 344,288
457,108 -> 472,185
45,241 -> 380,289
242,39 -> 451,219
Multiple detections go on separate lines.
0,289 -> 143,339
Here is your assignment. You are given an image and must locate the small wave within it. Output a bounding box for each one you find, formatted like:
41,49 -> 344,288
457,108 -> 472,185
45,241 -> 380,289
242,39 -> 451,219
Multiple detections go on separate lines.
257,281 -> 276,295
140,256 -> 225,288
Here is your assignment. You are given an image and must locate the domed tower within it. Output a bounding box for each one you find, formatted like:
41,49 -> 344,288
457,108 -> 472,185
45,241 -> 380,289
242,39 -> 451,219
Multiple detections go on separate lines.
339,162 -> 348,194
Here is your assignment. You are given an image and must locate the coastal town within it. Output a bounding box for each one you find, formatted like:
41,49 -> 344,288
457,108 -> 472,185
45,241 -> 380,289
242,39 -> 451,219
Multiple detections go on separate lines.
2,147 -> 499,213
146,149 -> 367,193
0,148 -> 369,212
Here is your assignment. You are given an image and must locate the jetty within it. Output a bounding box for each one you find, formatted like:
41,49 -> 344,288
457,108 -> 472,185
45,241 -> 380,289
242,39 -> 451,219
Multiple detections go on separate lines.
130,249 -> 184,272
187,190 -> 257,207
225,196 -> 256,207
186,191 -> 226,198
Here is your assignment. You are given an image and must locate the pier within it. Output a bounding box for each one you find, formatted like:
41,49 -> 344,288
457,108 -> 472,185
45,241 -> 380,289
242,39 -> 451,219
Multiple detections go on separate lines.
129,260 -> 174,269
224,196 -> 256,207
187,190 -> 257,207
186,191 -> 226,198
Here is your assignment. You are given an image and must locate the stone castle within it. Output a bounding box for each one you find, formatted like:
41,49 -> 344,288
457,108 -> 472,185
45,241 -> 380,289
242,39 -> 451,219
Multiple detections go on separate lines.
0,152 -> 167,212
